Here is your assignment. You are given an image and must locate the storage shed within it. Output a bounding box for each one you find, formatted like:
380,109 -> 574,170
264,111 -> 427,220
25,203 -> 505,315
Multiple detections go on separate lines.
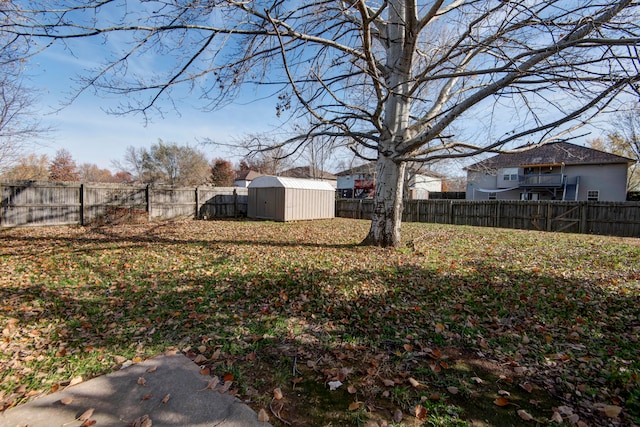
248,176 -> 335,221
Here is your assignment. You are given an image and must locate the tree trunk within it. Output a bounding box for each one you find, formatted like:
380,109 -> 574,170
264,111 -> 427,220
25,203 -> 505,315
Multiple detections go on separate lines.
362,156 -> 406,247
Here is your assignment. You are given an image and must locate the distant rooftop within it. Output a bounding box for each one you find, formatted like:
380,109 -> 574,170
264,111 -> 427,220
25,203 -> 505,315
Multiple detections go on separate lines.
235,170 -> 262,181
466,141 -> 635,171
279,166 -> 336,180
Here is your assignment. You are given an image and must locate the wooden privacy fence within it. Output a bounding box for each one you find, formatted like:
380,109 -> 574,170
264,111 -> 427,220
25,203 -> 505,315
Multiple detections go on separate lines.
0,181 -> 248,227
336,199 -> 640,238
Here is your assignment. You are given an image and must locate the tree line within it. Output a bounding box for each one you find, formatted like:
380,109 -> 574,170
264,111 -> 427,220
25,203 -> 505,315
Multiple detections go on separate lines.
0,143 -> 233,187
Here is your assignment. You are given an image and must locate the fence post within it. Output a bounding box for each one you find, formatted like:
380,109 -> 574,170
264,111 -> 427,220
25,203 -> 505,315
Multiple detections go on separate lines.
195,187 -> 200,219
233,189 -> 238,218
80,183 -> 85,226
579,202 -> 588,233
146,184 -> 152,221
546,202 -> 553,232
448,201 -> 454,224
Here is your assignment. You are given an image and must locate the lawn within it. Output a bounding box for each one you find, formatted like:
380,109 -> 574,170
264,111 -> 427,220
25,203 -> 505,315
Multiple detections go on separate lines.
1,218 -> 639,426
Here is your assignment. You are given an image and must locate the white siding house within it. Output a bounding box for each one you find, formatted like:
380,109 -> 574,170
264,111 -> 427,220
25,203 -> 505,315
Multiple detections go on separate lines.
465,142 -> 634,201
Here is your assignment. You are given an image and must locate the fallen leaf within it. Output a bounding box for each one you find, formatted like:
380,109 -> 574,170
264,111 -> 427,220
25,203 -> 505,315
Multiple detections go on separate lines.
200,367 -> 211,376
403,344 -> 413,352
69,376 -> 83,387
217,380 -> 233,394
161,394 -> 171,404
128,414 -> 152,427
493,397 -> 510,407
137,377 -> 146,386
60,397 -> 73,405
258,408 -> 269,422
141,393 -> 152,401
347,385 -> 357,394
382,379 -> 395,387
414,404 -> 427,420
78,408 -> 95,421
200,376 -> 219,391
408,377 -> 421,388
194,354 -> 208,364
517,409 -> 534,421
603,405 -> 622,418
328,380 -> 342,390
146,366 -> 157,373
520,382 -> 533,393
498,389 -> 510,396
447,386 -> 459,395
223,372 -> 234,382
114,355 -> 127,364
551,411 -> 563,423
471,376 -> 484,384
80,420 -> 96,427
273,387 -> 283,400
348,401 -> 362,411
393,408 -> 403,422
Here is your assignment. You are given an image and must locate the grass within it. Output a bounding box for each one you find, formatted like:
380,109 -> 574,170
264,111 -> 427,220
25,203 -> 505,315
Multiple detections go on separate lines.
1,218 -> 639,426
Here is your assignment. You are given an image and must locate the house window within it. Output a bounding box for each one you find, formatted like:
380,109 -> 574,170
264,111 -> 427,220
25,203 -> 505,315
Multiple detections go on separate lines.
488,192 -> 497,200
502,174 -> 518,181
587,190 -> 599,201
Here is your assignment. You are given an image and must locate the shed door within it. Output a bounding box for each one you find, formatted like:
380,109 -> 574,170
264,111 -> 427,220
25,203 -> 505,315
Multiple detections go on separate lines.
257,188 -> 277,220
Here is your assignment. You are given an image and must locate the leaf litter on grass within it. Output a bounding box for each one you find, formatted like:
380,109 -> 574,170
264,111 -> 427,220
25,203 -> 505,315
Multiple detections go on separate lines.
1,219 -> 639,426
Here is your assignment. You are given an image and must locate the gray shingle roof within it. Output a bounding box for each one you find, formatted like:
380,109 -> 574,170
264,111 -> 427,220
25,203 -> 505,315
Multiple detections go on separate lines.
466,142 -> 635,171
336,162 -> 444,178
279,166 -> 336,180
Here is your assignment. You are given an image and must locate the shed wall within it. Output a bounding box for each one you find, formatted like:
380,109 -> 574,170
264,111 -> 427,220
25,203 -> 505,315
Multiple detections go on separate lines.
248,186 -> 334,221
283,188 -> 335,221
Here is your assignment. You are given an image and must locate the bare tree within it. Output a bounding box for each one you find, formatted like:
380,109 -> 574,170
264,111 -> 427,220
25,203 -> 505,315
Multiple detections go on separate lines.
78,163 -> 116,183
114,141 -> 209,185
0,1 -> 47,175
5,1 -> 640,245
588,108 -> 640,191
0,153 -> 50,181
239,134 -> 293,175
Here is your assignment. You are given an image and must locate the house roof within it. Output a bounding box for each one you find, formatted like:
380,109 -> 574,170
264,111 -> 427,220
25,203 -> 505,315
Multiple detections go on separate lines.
248,175 -> 335,190
235,170 -> 262,181
466,142 -> 635,171
335,162 -> 377,176
336,162 -> 444,178
279,166 -> 336,180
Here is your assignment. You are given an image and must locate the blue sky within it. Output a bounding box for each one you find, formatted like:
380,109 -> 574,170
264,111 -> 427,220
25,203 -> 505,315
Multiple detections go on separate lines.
20,3 -> 620,177
25,39 -> 285,171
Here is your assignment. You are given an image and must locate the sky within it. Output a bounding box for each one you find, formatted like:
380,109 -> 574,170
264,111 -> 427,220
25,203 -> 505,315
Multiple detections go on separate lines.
18,2 -> 623,178
24,39 -> 286,172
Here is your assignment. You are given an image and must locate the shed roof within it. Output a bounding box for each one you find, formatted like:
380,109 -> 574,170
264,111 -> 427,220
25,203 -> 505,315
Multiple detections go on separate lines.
249,175 -> 335,190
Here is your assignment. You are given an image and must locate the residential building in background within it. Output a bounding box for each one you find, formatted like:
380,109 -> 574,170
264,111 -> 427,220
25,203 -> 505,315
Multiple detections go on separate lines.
465,142 -> 635,201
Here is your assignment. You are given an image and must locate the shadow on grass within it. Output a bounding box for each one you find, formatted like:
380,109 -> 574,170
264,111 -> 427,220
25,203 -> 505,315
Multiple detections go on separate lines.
1,246 -> 638,425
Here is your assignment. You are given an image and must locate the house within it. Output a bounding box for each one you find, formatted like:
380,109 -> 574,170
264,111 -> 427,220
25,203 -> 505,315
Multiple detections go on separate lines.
279,166 -> 337,188
336,162 -> 443,199
234,170 -> 262,187
465,142 -> 635,201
